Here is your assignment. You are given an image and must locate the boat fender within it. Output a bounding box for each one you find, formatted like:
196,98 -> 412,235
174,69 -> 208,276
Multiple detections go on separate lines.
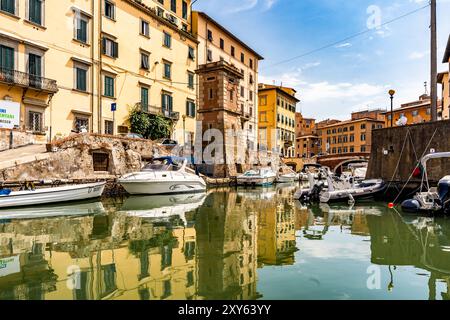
401,199 -> 421,213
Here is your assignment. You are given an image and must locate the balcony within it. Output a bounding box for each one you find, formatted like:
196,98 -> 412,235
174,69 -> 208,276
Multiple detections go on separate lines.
240,106 -> 251,122
0,68 -> 58,93
139,103 -> 180,121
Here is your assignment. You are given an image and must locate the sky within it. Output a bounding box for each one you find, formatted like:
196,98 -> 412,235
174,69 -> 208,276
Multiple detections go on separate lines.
194,0 -> 450,121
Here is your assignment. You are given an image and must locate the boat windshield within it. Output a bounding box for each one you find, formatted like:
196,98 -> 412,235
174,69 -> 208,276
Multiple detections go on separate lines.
243,170 -> 260,176
142,159 -> 180,172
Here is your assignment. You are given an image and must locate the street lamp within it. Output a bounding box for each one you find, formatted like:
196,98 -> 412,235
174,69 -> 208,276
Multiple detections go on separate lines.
182,115 -> 187,147
388,89 -> 396,128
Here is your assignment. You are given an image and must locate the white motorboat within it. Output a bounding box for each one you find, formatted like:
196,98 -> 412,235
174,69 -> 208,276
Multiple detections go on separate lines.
236,167 -> 277,186
0,182 -> 106,209
118,193 -> 206,225
118,156 -> 206,195
401,152 -> 450,214
0,201 -> 105,219
276,166 -> 298,183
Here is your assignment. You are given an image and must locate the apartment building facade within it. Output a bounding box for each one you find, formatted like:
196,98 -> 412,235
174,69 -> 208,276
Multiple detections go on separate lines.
192,11 -> 263,151
295,113 -> 319,158
258,84 -> 299,158
439,35 -> 450,120
381,94 -> 438,127
0,0 -> 198,143
319,112 -> 384,155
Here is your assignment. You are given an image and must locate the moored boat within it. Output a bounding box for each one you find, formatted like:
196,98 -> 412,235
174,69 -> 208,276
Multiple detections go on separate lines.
118,156 -> 206,195
237,167 -> 276,186
0,182 -> 106,209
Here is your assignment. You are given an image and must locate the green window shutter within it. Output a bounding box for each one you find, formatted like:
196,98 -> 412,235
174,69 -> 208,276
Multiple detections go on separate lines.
113,41 -> 118,58
168,95 -> 173,112
1,0 -> 15,14
141,87 -> 148,110
104,76 -> 114,97
101,38 -> 107,54
161,94 -> 166,111
29,0 -> 42,25
77,19 -> 87,43
186,101 -> 189,116
0,45 -> 14,70
76,68 -> 86,91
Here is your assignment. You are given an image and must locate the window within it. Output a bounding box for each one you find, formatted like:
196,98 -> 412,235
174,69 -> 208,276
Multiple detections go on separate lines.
163,61 -> 171,79
104,75 -> 114,97
361,123 -> 366,130
361,146 -> 367,152
75,116 -> 89,132
105,120 -> 114,135
0,45 -> 14,71
92,152 -> 109,172
187,72 -> 194,89
181,23 -> 187,32
182,0 -> 187,19
75,14 -> 89,43
28,53 -> 41,78
102,37 -> 118,58
75,66 -> 87,92
140,20 -> 149,37
188,46 -> 195,60
240,86 -> 245,98
231,46 -> 235,57
426,108 -> 431,115
161,92 -> 173,112
241,52 -> 245,63
349,134 -> 355,142
361,133 -> 366,141
208,88 -> 214,100
249,90 -> 253,102
229,90 -> 234,102
104,0 -> 115,20
249,59 -> 253,69
28,0 -> 43,25
220,38 -> 224,50
186,99 -> 195,118
28,111 -> 43,132
1,0 -> 15,15
260,111 -> 267,122
249,74 -> 254,84
207,29 -> 213,42
141,87 -> 149,110
350,146 -> 354,153
349,126 -> 354,131
260,95 -> 267,106
207,49 -> 212,62
170,0 -> 176,13
163,32 -> 171,48
140,52 -> 149,70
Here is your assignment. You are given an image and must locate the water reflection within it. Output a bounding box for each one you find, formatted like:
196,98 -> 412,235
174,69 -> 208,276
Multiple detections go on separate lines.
0,187 -> 450,300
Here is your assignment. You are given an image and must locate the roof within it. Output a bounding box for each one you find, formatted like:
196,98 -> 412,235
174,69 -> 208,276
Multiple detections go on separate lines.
381,101 -> 440,114
438,71 -> 449,83
319,117 -> 384,129
258,84 -> 300,103
443,34 -> 450,63
195,12 -> 264,60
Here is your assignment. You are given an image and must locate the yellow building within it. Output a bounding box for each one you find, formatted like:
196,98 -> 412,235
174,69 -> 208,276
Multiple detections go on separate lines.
0,0 -> 198,143
441,35 -> 450,120
258,84 -> 299,157
381,95 -> 437,127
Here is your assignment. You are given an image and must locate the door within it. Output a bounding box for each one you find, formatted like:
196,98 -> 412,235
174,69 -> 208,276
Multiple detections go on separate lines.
28,53 -> 42,89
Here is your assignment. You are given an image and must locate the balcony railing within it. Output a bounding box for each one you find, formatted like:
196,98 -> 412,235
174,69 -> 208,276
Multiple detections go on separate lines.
139,103 -> 180,121
0,68 -> 58,93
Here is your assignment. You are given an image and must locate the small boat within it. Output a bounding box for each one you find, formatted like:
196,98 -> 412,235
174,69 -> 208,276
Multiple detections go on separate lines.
118,156 -> 206,195
236,167 -> 276,186
401,152 -> 450,214
0,182 -> 106,209
319,179 -> 386,203
276,166 -> 298,183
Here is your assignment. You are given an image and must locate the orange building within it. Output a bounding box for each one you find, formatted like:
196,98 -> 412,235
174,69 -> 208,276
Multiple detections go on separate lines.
381,94 -> 441,127
295,113 -> 319,158
318,111 -> 385,155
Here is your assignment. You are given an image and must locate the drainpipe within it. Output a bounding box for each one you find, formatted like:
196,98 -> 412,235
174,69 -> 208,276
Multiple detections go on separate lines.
97,0 -> 103,134
90,0 -> 95,133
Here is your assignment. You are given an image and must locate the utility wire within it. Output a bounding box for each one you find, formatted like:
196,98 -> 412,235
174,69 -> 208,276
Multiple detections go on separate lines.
262,3 -> 431,70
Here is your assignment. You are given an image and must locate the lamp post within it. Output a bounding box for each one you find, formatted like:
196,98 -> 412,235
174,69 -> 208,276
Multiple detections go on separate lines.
182,115 -> 187,148
389,90 -> 396,128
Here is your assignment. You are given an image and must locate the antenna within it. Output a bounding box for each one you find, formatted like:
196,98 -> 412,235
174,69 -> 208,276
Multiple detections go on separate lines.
424,81 -> 428,95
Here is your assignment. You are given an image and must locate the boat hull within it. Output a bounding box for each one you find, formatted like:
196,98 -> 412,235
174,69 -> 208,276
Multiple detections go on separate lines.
236,176 -> 276,186
319,180 -> 386,203
0,182 -> 106,209
119,180 -> 206,195
276,175 -> 296,183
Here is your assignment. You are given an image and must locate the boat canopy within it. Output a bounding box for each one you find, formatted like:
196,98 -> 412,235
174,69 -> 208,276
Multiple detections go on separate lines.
420,152 -> 450,170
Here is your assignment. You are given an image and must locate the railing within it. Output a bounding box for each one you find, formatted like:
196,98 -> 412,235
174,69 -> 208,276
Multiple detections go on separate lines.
138,103 -> 180,121
0,68 -> 58,93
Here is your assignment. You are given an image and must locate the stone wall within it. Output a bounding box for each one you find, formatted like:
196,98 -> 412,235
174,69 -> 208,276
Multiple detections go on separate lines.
366,120 -> 450,184
1,133 -> 167,182
0,129 -> 45,152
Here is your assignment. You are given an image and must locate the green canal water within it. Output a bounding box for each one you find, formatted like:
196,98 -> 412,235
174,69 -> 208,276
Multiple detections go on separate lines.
0,184 -> 449,300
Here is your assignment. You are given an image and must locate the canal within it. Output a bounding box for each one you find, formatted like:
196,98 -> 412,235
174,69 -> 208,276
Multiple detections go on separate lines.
0,184 -> 449,300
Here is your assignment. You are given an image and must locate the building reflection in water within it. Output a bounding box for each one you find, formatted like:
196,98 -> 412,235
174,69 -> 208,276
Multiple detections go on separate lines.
1,188 -> 450,300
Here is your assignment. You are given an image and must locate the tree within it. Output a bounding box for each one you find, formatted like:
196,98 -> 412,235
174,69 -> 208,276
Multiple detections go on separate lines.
129,104 -> 172,140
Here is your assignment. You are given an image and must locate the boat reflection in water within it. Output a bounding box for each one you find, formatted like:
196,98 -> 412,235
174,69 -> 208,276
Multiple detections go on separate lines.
1,186 -> 450,300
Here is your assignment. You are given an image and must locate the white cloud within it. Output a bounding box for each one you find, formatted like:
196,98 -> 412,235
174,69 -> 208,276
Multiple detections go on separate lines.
264,0 -> 278,10
226,0 -> 258,13
408,50 -> 430,60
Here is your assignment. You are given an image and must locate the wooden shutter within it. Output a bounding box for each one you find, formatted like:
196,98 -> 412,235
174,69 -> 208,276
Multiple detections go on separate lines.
112,41 -> 118,58
101,38 -> 106,54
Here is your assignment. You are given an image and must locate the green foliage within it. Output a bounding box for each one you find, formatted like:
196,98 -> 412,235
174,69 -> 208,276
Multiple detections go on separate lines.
129,105 -> 172,140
